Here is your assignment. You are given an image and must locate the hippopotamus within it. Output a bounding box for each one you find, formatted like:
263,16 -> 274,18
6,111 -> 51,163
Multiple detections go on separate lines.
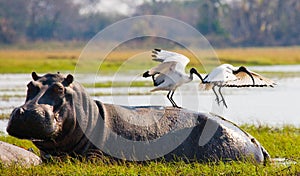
7,72 -> 270,163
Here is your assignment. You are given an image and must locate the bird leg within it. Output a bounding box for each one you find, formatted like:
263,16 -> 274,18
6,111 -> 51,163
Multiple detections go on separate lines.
218,87 -> 228,108
167,90 -> 180,108
170,90 -> 181,108
212,85 -> 220,105
167,91 -> 175,107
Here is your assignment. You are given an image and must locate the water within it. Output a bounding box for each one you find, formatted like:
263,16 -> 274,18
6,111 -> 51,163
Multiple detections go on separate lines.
248,65 -> 300,72
1,65 -> 300,133
0,119 -> 8,134
96,78 -> 300,126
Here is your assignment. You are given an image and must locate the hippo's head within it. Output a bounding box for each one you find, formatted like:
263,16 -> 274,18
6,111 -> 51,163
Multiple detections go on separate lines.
7,72 -> 75,141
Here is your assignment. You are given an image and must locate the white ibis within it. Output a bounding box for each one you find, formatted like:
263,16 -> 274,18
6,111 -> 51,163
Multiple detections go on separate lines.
143,49 -> 202,108
199,64 -> 276,108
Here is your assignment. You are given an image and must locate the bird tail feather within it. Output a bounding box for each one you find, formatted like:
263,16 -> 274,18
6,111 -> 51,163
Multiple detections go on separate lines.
150,88 -> 159,92
199,82 -> 212,91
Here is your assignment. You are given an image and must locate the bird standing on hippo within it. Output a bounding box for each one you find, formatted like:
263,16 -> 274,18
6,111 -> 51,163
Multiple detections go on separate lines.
143,49 -> 276,108
7,72 -> 270,163
143,49 -> 202,108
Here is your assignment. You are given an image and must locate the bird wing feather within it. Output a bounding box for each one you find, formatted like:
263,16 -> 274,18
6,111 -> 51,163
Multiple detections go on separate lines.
203,65 -> 237,83
148,61 -> 177,75
146,49 -> 192,92
147,61 -> 177,87
225,71 -> 276,87
152,49 -> 190,72
151,71 -> 180,91
199,82 -> 214,91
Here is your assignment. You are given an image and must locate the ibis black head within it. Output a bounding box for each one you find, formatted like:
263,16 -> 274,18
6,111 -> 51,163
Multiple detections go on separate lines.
143,71 -> 151,78
190,68 -> 203,82
234,66 -> 255,85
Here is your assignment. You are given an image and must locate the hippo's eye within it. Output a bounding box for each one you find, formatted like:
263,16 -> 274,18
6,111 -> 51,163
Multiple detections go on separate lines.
52,84 -> 64,94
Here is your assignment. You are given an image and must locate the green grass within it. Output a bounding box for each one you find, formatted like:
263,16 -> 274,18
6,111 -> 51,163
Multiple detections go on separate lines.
1,45 -> 300,74
240,125 -> 300,160
0,125 -> 299,175
0,133 -> 39,155
0,50 -> 79,73
216,47 -> 300,65
0,114 -> 10,120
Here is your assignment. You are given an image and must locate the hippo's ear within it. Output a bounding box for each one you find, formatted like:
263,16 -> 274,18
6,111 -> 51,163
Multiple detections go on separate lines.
63,74 -> 74,86
32,72 -> 40,81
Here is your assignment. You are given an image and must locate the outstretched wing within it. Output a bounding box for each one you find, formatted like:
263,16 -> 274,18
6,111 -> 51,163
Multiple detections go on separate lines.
147,61 -> 177,76
225,71 -> 276,87
152,49 -> 190,72
144,49 -> 191,87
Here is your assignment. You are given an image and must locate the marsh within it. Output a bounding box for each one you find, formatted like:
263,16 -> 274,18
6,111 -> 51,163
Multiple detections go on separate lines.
0,65 -> 300,133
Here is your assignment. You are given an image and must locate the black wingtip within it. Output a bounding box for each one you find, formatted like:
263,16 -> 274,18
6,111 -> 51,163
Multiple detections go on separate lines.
154,48 -> 161,52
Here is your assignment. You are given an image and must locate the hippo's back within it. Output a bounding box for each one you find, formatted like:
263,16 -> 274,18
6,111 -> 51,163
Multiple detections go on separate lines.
92,104 -> 269,163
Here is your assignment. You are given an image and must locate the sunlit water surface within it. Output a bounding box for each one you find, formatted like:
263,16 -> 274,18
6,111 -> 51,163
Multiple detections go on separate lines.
1,65 -> 300,133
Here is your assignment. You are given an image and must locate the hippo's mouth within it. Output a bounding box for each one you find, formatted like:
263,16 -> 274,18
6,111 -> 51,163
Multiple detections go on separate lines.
25,112 -> 64,144
7,108 -> 63,141
30,112 -> 63,141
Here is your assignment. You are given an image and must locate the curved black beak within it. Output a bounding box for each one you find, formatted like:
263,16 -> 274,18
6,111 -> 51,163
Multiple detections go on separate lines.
190,68 -> 204,82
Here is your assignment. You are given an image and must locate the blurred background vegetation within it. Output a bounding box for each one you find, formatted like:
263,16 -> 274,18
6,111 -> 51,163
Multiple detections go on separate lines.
1,0 -> 299,47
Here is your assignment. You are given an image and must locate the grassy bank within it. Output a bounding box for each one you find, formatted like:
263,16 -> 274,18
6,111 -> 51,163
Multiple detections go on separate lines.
0,125 -> 299,175
1,45 -> 300,74
0,114 -> 9,120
